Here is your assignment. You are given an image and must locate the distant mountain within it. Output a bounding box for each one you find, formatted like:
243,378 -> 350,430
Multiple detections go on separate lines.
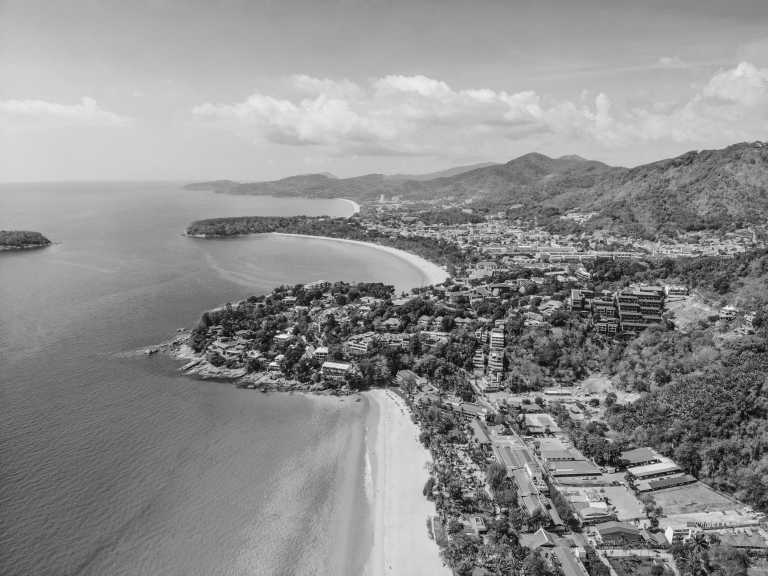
186,141 -> 768,237
385,162 -> 499,181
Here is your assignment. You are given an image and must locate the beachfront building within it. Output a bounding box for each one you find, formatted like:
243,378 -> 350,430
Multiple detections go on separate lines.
321,361 -> 354,384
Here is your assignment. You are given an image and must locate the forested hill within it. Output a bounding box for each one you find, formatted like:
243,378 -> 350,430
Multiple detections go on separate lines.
187,141 -> 768,237
0,230 -> 51,249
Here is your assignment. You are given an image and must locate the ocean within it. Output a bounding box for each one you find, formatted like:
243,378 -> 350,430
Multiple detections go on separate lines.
0,182 -> 431,576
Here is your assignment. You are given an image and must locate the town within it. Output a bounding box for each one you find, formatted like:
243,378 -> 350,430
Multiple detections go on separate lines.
169,231 -> 768,576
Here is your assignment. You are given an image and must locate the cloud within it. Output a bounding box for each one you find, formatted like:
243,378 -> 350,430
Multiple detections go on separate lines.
0,97 -> 130,130
656,56 -> 687,69
192,63 -> 768,157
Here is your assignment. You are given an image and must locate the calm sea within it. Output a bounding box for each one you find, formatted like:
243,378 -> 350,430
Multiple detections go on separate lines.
0,182 -> 429,576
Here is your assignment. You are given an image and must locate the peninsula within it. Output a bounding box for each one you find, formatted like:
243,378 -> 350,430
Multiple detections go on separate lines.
0,230 -> 52,251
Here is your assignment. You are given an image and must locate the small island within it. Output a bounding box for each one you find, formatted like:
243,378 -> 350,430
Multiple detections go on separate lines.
0,230 -> 52,251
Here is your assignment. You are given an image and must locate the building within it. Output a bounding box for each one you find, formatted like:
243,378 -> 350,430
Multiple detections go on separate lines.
523,413 -> 560,435
420,330 -> 450,346
313,346 -> 329,362
616,286 -> 665,333
490,328 -> 505,350
664,526 -> 694,545
382,317 -> 402,331
635,474 -> 696,493
719,305 -> 738,321
345,332 -> 376,356
304,280 -> 330,291
595,319 -> 619,335
473,349 -> 485,372
488,350 -> 504,374
665,284 -> 688,297
595,521 -> 645,547
569,289 -> 594,313
626,457 -> 681,481
547,460 -> 601,478
321,361 -> 354,384
394,369 -> 425,391
620,447 -> 662,468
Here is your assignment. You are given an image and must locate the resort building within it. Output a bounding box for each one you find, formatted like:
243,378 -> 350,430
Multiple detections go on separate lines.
321,361 -> 354,384
489,328 -> 505,350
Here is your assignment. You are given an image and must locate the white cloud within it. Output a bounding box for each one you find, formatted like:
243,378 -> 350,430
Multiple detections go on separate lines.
0,97 -> 130,130
656,56 -> 687,69
192,63 -> 768,157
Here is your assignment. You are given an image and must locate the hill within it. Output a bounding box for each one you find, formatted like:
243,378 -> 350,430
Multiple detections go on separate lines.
186,141 -> 768,237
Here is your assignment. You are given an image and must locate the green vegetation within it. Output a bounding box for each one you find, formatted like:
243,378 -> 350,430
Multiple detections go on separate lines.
672,533 -> 751,576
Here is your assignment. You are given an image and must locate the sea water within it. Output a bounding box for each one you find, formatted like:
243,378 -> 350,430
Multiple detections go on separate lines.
0,182 -> 428,576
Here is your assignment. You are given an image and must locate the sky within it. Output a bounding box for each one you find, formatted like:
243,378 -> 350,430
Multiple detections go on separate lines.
2,0 -> 768,182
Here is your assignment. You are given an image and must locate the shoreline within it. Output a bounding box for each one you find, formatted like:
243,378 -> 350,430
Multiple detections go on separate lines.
339,198 -> 361,215
364,389 -> 449,576
270,232 -> 449,287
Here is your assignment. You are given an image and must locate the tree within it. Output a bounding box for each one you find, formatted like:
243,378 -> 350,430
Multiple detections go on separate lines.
486,462 -> 507,493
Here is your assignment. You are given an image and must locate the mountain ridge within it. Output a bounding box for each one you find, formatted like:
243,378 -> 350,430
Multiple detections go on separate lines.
187,141 -> 768,237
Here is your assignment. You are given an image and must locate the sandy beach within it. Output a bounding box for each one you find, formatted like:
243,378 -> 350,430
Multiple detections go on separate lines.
271,232 -> 449,286
365,389 -> 450,576
339,198 -> 361,214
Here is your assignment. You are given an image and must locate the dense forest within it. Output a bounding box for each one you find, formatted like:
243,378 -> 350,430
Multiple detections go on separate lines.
186,215 -> 469,271
0,230 -> 51,249
583,250 -> 768,513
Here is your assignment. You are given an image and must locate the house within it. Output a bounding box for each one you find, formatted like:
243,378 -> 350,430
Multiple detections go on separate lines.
274,332 -> 294,347
382,317 -> 402,331
664,526 -> 694,545
719,305 -> 738,321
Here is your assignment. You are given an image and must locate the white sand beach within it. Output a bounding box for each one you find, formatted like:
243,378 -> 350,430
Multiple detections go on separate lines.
271,233 -> 449,286
340,198 -> 361,214
365,389 -> 450,576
